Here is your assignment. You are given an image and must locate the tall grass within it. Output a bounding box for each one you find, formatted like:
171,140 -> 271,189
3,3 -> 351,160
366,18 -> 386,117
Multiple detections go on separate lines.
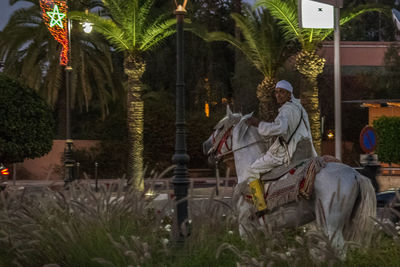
0,182 -> 399,266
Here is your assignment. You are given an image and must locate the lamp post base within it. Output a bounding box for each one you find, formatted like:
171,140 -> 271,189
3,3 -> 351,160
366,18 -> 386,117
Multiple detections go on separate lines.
64,139 -> 75,184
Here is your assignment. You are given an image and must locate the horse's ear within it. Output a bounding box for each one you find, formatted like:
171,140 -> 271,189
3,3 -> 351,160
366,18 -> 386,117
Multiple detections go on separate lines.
226,105 -> 232,115
227,105 -> 233,118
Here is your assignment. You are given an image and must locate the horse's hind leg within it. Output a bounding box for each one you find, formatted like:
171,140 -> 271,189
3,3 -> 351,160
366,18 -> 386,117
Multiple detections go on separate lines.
313,164 -> 359,257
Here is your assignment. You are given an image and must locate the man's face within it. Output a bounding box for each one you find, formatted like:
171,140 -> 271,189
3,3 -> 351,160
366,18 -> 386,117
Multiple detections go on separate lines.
275,87 -> 291,105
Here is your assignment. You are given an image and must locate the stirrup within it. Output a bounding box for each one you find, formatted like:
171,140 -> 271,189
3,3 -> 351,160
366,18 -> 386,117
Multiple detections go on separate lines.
248,179 -> 267,212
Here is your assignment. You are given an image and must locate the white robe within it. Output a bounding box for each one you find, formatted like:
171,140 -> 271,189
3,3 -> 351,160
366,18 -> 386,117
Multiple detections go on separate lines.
249,97 -> 317,178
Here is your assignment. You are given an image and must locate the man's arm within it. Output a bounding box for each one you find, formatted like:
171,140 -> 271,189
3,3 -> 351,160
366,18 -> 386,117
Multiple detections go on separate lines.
246,108 -> 290,137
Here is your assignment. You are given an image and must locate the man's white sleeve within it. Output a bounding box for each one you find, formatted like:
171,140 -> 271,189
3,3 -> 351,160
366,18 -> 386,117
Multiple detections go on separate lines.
257,109 -> 289,137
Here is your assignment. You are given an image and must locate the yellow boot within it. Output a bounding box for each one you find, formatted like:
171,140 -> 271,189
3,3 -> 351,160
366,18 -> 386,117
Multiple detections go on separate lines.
249,179 -> 267,212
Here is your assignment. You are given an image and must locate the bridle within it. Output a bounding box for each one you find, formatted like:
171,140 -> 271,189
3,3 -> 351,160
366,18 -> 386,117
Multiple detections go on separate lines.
212,127 -> 232,156
209,124 -> 266,162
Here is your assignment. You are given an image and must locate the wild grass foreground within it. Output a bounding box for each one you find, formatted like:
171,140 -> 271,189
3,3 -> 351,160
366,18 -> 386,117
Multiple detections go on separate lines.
0,182 -> 399,267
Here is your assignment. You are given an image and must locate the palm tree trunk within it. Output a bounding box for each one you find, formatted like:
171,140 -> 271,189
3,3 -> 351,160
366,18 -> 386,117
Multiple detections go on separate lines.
124,54 -> 146,190
295,50 -> 326,155
256,76 -> 278,122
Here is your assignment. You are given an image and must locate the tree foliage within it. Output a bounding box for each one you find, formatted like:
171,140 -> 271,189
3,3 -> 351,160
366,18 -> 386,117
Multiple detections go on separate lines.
373,116 -> 400,164
0,0 -> 121,120
0,74 -> 54,163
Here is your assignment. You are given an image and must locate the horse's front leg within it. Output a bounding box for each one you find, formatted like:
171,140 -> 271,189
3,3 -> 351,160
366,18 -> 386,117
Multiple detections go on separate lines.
233,183 -> 264,240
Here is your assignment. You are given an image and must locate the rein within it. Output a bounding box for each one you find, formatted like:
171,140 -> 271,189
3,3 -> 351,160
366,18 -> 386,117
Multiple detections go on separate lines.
209,123 -> 266,162
215,136 -> 266,162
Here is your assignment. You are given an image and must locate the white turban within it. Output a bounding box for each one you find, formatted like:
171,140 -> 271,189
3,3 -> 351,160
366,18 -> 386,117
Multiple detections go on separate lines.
275,80 -> 293,93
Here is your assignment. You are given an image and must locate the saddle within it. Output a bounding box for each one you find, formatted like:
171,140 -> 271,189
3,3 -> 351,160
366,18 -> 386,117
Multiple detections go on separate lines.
260,138 -> 314,182
245,140 -> 341,213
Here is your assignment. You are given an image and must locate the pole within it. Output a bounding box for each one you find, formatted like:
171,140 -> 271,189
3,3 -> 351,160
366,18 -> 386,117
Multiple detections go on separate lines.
171,2 -> 190,241
334,7 -> 342,160
64,16 -> 75,184
95,162 -> 98,191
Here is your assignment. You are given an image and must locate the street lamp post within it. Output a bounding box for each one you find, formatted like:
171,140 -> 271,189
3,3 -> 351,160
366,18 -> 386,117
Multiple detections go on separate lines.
63,6 -> 93,185
172,0 -> 190,240
64,16 -> 75,184
333,5 -> 342,161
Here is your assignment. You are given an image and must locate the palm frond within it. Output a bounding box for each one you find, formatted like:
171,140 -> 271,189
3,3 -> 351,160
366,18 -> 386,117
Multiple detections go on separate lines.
102,0 -> 128,24
137,0 -> 155,31
139,19 -> 176,51
320,4 -> 386,41
256,0 -> 300,41
200,7 -> 289,77
70,11 -> 130,51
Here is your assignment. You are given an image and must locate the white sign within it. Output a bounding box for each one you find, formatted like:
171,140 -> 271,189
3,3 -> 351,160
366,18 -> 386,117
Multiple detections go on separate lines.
309,0 -> 343,8
299,0 -> 334,29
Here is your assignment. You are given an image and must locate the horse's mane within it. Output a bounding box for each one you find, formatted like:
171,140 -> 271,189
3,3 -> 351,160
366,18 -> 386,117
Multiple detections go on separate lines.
235,113 -> 253,142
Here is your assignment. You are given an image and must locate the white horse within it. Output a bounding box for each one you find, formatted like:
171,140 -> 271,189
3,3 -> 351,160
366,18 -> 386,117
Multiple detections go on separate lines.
203,106 -> 376,256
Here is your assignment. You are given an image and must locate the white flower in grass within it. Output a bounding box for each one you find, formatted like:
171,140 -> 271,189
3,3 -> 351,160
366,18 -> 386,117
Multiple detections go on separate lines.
165,224 -> 172,232
228,230 -> 233,235
162,238 -> 169,245
188,219 -> 192,224
395,225 -> 400,231
286,251 -> 291,257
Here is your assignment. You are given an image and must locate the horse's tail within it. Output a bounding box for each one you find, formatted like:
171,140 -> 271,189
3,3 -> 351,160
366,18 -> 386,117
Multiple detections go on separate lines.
343,174 -> 376,246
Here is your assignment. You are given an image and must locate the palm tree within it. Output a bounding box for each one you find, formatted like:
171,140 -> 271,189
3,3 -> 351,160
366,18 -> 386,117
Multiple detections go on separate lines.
200,5 -> 293,122
0,0 -> 119,121
255,0 -> 383,154
70,0 -> 176,189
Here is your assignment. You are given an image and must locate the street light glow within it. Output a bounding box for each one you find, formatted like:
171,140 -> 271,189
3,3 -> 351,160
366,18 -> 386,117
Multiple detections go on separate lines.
82,22 -> 93,33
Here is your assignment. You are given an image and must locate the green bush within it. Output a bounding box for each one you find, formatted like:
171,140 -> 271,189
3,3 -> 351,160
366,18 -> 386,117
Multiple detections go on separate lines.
0,74 -> 54,163
373,116 -> 400,164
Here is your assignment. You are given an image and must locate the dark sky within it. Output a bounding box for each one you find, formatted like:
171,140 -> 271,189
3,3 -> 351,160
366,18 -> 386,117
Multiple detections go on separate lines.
0,0 -> 254,30
0,1 -> 32,30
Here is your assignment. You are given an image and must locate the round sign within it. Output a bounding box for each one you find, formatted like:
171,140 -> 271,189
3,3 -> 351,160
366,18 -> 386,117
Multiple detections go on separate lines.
359,126 -> 377,154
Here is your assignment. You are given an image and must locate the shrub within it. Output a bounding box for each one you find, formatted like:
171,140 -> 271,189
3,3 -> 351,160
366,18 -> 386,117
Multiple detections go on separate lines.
0,74 -> 54,163
373,116 -> 400,164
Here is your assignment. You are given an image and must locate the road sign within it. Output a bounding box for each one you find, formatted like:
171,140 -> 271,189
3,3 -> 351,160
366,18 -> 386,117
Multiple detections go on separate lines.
299,0 -> 334,28
310,0 -> 343,8
359,126 -> 378,154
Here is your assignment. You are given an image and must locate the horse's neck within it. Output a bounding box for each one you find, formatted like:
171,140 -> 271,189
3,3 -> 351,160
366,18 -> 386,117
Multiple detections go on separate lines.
232,125 -> 267,183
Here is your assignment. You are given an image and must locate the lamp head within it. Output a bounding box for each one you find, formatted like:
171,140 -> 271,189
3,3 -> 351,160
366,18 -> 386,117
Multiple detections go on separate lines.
82,22 -> 93,33
174,0 -> 188,12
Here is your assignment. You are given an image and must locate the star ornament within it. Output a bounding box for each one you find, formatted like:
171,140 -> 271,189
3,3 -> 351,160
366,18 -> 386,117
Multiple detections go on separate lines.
47,4 -> 66,28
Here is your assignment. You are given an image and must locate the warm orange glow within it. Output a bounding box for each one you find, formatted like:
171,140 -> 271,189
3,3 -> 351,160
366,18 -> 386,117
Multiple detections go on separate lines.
1,168 -> 9,176
205,102 -> 209,117
361,103 -> 380,108
387,102 -> 400,107
327,130 -> 334,140
221,98 -> 228,104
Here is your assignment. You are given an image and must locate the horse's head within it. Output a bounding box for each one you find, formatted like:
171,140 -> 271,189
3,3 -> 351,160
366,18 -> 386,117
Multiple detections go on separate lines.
203,106 -> 242,166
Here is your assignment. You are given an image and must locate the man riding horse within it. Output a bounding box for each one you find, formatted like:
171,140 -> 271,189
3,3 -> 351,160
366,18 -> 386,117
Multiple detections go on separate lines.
245,80 -> 317,211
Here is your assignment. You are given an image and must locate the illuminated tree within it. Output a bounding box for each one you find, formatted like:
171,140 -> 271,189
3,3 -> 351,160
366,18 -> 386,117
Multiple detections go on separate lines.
0,0 -> 120,122
200,5 -> 292,122
70,0 -> 176,189
255,0 -> 382,153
